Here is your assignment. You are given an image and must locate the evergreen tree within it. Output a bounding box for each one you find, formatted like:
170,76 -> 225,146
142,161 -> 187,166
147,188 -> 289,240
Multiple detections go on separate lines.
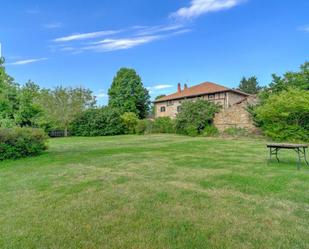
238,76 -> 262,94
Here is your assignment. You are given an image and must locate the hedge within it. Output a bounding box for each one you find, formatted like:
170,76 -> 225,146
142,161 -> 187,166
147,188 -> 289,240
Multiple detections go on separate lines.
70,107 -> 125,136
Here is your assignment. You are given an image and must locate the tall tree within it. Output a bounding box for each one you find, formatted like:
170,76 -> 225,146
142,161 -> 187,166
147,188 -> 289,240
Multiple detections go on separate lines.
268,61 -> 309,94
238,76 -> 262,94
38,87 -> 96,136
259,61 -> 309,103
14,80 -> 42,127
108,68 -> 150,119
0,57 -> 19,126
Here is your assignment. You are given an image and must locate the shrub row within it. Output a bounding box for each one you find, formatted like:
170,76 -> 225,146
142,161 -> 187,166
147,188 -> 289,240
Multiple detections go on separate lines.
135,117 -> 175,135
69,100 -> 221,137
70,107 -> 125,136
135,117 -> 222,137
0,127 -> 47,160
68,100 -> 257,139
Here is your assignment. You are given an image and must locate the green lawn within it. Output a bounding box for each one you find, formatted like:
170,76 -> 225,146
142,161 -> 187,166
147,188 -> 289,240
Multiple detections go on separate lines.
0,135 -> 308,249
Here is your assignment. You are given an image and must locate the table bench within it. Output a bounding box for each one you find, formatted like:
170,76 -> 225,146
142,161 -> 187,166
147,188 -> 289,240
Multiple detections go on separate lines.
267,143 -> 309,169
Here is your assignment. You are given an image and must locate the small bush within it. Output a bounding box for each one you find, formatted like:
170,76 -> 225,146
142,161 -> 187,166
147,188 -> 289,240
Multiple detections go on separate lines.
175,100 -> 220,135
261,124 -> 308,142
136,119 -> 154,135
70,107 -> 125,136
0,118 -> 16,128
185,125 -> 198,137
0,127 -> 47,160
153,117 -> 175,133
223,127 -> 249,137
121,112 -> 139,134
202,126 -> 219,137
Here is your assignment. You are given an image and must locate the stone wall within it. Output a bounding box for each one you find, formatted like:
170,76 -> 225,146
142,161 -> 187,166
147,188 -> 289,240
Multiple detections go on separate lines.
227,91 -> 246,107
213,96 -> 258,132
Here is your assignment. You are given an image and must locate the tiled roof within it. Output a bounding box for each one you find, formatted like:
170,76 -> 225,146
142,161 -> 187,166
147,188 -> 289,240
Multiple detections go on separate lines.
154,82 -> 249,103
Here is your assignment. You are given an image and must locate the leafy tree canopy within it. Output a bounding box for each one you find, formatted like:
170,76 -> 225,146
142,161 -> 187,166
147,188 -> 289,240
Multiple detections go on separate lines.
14,80 -> 42,127
38,87 -> 96,136
0,58 -> 19,122
108,68 -> 150,119
238,76 -> 262,94
255,88 -> 309,142
260,62 -> 309,101
175,99 -> 220,135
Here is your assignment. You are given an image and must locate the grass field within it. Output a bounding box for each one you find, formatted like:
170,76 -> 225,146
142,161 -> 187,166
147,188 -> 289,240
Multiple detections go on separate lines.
0,134 -> 308,249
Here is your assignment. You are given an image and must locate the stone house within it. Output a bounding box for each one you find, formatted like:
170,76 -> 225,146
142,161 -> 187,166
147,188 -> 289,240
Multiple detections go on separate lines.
154,82 -> 257,132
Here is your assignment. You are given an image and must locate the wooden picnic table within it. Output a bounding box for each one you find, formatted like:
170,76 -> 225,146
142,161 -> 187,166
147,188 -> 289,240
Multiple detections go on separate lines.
267,143 -> 309,169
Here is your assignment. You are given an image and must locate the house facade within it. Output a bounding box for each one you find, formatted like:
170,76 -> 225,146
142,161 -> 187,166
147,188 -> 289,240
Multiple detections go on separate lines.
154,82 -> 249,118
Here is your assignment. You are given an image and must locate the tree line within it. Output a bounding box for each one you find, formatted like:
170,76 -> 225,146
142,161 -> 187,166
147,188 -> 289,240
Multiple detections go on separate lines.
0,59 -> 150,136
1,55 -> 308,142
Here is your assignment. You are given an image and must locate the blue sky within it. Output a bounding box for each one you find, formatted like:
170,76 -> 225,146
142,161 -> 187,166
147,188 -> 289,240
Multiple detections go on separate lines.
1,0 -> 308,104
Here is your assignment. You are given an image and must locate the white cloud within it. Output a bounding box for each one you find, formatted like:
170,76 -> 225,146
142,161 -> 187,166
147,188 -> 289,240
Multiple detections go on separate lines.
146,84 -> 174,95
152,84 -> 173,90
7,58 -> 47,66
53,30 -> 121,42
52,23 -> 190,53
44,22 -> 62,29
84,35 -> 161,52
81,28 -> 190,53
299,25 -> 309,33
171,0 -> 245,19
96,90 -> 108,99
135,24 -> 185,36
171,29 -> 192,35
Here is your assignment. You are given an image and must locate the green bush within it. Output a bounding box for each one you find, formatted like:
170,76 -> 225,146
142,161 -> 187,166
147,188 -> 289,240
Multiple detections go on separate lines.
0,117 -> 16,128
223,127 -> 249,137
136,118 -> 174,135
255,88 -> 309,142
175,100 -> 220,135
70,107 -> 125,136
136,119 -> 154,135
121,112 -> 139,134
153,117 -> 175,133
185,125 -> 198,137
0,127 -> 47,160
202,126 -> 219,137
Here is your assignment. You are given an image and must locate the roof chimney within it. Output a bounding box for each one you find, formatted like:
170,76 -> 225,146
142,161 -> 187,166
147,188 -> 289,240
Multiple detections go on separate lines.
184,84 -> 188,90
177,83 -> 181,93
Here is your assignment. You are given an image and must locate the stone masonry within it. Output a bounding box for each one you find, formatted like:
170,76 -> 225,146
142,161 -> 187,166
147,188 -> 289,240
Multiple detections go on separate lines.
213,96 -> 258,132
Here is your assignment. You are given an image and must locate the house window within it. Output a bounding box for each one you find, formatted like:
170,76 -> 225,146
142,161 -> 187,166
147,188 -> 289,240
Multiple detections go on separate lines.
208,94 -> 215,99
160,106 -> 166,112
177,106 -> 182,113
167,100 -> 174,106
